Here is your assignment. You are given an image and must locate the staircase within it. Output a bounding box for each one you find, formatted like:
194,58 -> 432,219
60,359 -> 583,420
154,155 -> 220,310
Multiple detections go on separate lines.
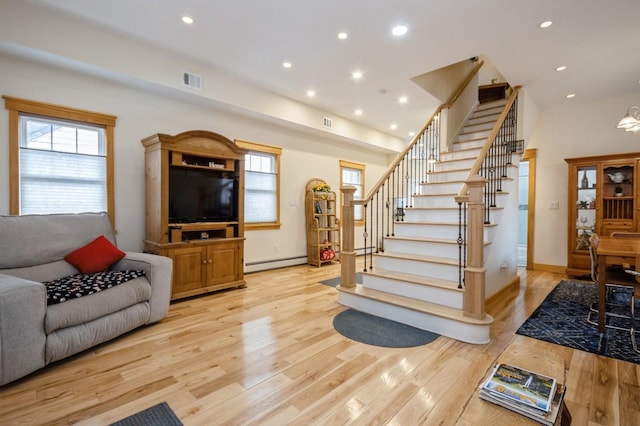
337,99 -> 516,344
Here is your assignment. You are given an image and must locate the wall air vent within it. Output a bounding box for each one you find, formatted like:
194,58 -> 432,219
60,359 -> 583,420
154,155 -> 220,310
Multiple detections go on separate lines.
182,71 -> 202,90
323,117 -> 333,129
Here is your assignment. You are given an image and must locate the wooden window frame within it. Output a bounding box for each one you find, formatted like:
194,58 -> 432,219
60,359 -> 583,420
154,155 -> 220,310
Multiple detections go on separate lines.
3,96 -> 117,227
235,139 -> 282,230
340,159 -> 365,226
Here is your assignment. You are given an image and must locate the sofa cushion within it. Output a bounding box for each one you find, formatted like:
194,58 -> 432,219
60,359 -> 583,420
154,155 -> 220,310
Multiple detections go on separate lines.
43,270 -> 145,305
0,212 -> 117,269
44,276 -> 151,334
64,235 -> 126,274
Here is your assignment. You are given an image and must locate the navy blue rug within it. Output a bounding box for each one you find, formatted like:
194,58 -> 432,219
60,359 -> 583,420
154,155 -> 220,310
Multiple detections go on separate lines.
333,309 -> 439,348
516,280 -> 640,364
319,273 -> 362,288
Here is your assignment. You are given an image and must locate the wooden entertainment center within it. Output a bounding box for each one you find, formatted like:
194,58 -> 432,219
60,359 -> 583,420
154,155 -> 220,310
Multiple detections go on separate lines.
141,130 -> 246,300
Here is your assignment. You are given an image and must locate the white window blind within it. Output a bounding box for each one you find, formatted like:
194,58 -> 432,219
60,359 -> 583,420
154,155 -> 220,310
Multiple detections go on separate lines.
245,152 -> 277,223
19,115 -> 107,215
342,167 -> 363,221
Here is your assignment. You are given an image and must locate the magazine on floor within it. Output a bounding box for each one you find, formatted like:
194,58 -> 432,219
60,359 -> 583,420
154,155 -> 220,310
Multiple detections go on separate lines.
481,363 -> 557,413
479,383 -> 566,425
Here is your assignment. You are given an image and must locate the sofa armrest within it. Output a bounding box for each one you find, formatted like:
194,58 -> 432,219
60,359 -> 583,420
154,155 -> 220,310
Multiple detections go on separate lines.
0,274 -> 47,385
112,252 -> 173,324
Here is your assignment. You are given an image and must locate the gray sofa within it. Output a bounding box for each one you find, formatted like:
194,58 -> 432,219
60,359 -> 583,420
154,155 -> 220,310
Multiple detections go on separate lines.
0,212 -> 173,385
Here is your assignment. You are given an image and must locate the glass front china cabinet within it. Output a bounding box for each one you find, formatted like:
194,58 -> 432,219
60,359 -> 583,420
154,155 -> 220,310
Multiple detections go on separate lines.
565,153 -> 640,277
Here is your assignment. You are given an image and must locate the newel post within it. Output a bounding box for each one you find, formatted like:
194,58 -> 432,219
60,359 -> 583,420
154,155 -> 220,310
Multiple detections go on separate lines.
463,175 -> 487,319
340,186 -> 357,289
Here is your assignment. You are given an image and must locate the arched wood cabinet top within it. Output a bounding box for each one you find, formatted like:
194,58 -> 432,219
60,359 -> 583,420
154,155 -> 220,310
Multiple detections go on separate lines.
141,130 -> 247,159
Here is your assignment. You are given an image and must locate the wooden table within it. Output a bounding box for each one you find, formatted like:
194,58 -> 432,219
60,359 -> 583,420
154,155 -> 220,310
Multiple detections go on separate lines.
596,236 -> 640,334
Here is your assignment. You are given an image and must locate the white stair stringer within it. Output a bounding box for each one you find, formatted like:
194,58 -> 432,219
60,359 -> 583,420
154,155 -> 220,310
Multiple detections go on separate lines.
337,284 -> 493,344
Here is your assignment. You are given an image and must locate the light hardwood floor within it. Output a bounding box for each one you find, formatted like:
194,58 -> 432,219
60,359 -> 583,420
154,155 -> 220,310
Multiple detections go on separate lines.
1,263 -> 640,425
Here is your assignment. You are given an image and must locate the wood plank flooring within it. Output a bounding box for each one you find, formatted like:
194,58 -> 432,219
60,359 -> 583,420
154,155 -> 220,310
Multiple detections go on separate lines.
1,263 -> 640,425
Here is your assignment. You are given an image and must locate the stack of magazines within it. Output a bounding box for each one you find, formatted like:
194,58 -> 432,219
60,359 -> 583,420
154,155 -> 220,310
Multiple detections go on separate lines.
479,363 -> 566,425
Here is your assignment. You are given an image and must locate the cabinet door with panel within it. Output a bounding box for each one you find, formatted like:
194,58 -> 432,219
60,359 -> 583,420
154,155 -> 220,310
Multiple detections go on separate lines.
206,240 -> 242,286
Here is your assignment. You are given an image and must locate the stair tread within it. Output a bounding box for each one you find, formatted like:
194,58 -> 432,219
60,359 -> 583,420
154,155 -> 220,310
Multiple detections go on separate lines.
397,220 -> 498,227
376,251 -> 461,265
384,235 -> 492,246
338,284 -> 494,325
405,206 -> 504,211
363,269 -> 461,289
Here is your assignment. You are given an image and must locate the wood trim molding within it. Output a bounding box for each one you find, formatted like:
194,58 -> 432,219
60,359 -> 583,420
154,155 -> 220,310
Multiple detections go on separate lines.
3,96 -> 117,225
522,148 -> 537,270
234,139 -> 282,230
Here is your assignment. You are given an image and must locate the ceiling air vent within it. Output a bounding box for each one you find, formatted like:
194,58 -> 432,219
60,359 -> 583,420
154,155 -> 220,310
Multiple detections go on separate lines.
323,117 -> 333,129
182,71 -> 202,90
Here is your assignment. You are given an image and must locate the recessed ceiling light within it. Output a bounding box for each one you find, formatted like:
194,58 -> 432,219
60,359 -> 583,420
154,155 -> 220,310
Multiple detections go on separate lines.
539,20 -> 553,29
556,66 -> 567,71
306,89 -> 316,97
392,25 -> 408,36
408,131 -> 416,137
338,32 -> 348,40
398,96 -> 408,104
181,16 -> 194,24
390,123 -> 398,130
352,71 -> 363,80
566,93 -> 575,98
354,109 -> 363,116
282,61 -> 292,69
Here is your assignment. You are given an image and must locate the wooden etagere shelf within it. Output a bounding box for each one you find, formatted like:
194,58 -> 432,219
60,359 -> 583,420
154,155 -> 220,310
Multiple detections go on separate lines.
305,178 -> 340,267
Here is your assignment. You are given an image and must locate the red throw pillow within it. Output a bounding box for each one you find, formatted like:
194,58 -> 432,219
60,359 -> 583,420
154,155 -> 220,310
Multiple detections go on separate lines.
64,235 -> 125,274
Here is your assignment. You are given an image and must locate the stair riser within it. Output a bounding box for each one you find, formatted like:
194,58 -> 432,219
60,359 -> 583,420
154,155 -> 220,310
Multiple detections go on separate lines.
421,182 -> 463,195
384,239 -> 462,259
412,195 -> 459,209
337,292 -> 490,344
468,113 -> 500,126
452,138 -> 486,150
439,150 -> 481,162
457,130 -> 490,142
432,158 -> 476,172
375,256 -> 459,281
464,122 -> 495,133
362,274 -> 463,308
404,208 -> 462,222
394,222 -> 492,240
427,170 -> 469,182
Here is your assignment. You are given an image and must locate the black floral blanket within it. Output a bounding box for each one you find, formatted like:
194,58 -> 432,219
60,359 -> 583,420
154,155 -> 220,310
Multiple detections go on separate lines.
43,270 -> 146,305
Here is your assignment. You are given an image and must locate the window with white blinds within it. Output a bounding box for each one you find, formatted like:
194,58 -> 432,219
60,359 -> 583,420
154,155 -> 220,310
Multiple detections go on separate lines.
19,115 -> 107,215
340,160 -> 365,223
4,96 -> 116,221
235,140 -> 282,229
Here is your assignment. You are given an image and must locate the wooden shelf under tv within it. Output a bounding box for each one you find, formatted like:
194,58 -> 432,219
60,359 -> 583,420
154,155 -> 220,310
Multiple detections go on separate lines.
141,130 -> 247,300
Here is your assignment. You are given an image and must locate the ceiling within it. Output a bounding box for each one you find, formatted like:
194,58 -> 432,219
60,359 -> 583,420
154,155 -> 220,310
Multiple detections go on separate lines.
25,0 -> 640,140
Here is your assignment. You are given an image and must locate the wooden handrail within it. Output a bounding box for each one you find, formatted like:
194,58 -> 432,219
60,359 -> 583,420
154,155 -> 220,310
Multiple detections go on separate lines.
456,86 -> 521,199
356,61 -> 486,207
354,105 -> 444,207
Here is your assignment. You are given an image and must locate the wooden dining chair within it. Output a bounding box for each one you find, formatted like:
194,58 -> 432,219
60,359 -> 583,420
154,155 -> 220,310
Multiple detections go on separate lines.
587,233 -> 640,334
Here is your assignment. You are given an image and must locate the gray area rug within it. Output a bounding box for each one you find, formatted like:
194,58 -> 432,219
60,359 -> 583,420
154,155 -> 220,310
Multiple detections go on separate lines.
319,273 -> 362,287
110,402 -> 182,426
333,308 -> 439,348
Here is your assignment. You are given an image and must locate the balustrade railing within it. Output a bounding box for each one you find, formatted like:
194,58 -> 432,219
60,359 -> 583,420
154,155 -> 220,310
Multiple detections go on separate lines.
341,68 -> 521,320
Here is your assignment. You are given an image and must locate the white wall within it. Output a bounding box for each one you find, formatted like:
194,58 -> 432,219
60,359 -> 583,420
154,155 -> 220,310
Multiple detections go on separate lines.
527,93 -> 640,268
0,54 -> 389,270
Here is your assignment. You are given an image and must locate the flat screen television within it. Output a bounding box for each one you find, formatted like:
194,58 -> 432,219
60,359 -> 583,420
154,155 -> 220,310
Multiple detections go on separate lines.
169,168 -> 238,223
